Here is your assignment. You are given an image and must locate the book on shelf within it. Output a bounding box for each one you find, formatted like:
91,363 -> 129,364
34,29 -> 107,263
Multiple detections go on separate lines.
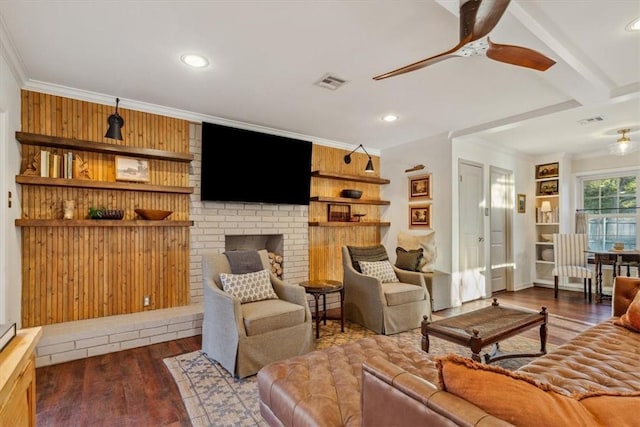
65,151 -> 73,178
50,153 -> 61,178
38,150 -> 75,179
40,150 -> 50,177
0,322 -> 17,353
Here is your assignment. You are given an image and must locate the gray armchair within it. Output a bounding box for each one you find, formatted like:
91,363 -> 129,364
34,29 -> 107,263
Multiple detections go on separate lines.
342,245 -> 432,335
202,250 -> 314,378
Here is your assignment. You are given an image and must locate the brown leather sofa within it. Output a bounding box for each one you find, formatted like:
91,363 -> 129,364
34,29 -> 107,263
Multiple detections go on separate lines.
362,276 -> 640,426
258,277 -> 640,426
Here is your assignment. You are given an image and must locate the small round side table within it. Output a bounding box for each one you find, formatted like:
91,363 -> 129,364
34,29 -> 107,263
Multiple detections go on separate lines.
299,280 -> 344,339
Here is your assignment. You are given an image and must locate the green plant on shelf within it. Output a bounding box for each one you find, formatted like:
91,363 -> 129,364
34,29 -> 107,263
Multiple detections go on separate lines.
88,206 -> 105,219
88,207 -> 124,220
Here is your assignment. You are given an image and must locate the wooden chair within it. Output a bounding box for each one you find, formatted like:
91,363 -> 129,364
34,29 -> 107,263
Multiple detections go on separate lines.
552,233 -> 593,302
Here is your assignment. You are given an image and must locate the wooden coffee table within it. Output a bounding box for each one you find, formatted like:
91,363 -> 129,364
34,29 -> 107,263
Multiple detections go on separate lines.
422,299 -> 548,363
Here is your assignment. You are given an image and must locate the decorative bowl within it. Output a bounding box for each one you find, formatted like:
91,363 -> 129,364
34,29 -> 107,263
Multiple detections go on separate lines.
135,209 -> 173,220
541,248 -> 554,262
540,233 -> 553,242
340,189 -> 363,199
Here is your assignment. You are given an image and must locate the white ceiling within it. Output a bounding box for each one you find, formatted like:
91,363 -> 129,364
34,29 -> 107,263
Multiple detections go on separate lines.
1,0 -> 639,157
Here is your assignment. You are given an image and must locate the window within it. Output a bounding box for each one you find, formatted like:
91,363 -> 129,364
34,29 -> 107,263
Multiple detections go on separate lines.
580,174 -> 638,251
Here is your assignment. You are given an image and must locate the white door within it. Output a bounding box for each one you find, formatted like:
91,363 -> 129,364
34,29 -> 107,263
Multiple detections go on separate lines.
490,167 -> 512,293
458,160 -> 485,302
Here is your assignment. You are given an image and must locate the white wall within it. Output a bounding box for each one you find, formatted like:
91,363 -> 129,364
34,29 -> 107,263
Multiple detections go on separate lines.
382,133 -> 536,306
572,151 -> 640,175
0,42 -> 23,325
381,132 -> 453,274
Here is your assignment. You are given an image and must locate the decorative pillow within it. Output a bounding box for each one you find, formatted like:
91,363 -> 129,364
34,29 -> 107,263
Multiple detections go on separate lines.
614,289 -> 640,332
219,269 -> 278,303
359,260 -> 399,283
397,231 -> 437,272
395,247 -> 423,271
347,245 -> 389,273
223,250 -> 263,274
436,354 -> 600,427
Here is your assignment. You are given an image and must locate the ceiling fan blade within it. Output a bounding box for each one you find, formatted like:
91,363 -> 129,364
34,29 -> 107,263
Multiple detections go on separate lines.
373,37 -> 470,81
486,38 -> 556,71
461,0 -> 511,42
372,0 -> 515,81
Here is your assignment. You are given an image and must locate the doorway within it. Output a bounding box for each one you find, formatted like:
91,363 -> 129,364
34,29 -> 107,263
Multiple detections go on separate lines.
489,167 -> 513,293
458,160 -> 485,302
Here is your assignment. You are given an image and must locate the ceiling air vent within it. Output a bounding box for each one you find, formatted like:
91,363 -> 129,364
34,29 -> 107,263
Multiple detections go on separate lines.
577,116 -> 604,125
314,73 -> 348,90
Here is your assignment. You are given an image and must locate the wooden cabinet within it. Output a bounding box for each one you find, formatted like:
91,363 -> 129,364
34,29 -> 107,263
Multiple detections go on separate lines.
309,171 -> 390,227
0,327 -> 42,427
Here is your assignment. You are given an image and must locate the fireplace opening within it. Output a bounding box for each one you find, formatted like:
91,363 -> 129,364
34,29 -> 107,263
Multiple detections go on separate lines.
225,234 -> 284,278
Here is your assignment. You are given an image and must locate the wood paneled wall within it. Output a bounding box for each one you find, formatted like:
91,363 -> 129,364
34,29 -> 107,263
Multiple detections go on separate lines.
20,227 -> 190,326
309,145 -> 386,281
19,91 -> 191,327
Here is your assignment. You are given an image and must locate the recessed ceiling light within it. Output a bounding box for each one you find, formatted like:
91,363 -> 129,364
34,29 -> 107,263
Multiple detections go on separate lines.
382,114 -> 398,122
180,54 -> 209,68
626,17 -> 640,31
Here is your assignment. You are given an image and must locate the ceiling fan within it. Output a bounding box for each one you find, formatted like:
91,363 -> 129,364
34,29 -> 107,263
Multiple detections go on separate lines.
373,0 -> 556,81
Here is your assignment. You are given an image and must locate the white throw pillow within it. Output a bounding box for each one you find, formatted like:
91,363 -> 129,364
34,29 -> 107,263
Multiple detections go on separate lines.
359,260 -> 399,283
397,230 -> 437,272
220,269 -> 278,303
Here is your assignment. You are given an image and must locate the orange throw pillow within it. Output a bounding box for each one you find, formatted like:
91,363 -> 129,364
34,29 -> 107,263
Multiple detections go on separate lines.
437,355 -> 600,427
615,288 -> 640,332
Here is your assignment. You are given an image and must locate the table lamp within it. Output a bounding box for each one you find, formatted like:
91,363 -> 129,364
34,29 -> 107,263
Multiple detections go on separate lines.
540,201 -> 552,223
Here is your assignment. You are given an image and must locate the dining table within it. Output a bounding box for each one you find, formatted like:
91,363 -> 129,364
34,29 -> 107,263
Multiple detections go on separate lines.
586,249 -> 640,303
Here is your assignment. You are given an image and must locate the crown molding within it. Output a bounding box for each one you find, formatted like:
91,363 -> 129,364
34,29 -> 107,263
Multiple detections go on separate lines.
0,14 -> 27,86
21,79 -> 379,155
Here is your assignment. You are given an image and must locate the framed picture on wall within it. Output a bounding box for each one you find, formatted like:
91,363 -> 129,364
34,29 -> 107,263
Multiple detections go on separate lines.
409,204 -> 431,229
115,156 -> 149,182
409,173 -> 432,200
517,194 -> 526,213
535,162 -> 559,179
537,179 -> 558,196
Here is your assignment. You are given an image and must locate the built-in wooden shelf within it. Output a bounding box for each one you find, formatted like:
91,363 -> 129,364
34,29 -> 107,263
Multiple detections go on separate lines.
15,175 -> 193,194
311,170 -> 390,185
308,221 -> 391,227
16,132 -> 194,162
15,219 -> 193,227
309,196 -> 390,205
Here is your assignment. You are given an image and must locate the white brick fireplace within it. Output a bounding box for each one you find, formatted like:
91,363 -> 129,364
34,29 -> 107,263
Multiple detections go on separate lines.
188,123 -> 310,303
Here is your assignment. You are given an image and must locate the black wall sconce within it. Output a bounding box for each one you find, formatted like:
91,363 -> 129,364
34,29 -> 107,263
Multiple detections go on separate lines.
105,97 -> 125,140
343,144 -> 374,173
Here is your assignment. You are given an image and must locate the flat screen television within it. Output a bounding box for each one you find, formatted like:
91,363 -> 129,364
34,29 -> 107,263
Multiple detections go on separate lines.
200,121 -> 312,205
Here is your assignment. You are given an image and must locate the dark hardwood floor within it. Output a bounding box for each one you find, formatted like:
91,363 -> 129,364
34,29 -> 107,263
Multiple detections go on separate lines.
35,287 -> 612,426
36,335 -> 202,427
438,286 -> 612,324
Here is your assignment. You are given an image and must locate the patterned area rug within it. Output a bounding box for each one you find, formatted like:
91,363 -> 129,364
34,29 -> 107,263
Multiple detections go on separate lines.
164,314 -> 592,427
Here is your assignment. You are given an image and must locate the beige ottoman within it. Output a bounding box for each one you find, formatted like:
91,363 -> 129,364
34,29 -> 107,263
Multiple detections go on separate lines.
257,335 -> 438,427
